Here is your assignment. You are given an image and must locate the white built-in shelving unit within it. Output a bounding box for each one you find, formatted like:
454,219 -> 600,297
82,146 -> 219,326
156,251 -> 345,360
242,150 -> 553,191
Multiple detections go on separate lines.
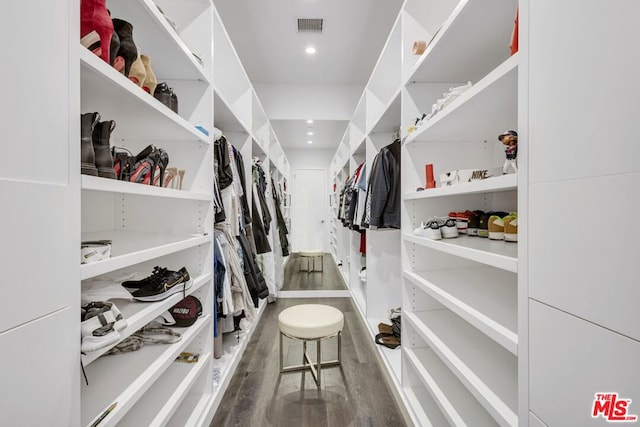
329,0 -> 520,425
79,0 -> 216,425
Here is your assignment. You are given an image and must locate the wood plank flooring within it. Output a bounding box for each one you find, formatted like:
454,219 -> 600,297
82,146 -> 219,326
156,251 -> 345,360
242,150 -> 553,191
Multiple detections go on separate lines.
210,298 -> 406,427
282,253 -> 348,291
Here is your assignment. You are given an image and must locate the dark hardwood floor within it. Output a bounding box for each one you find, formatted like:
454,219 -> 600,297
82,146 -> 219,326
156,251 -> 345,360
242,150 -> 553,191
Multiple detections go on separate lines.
210,298 -> 407,427
281,253 -> 348,291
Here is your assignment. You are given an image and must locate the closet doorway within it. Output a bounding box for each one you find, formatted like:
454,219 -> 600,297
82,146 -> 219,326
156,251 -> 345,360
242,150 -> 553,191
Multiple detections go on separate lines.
292,168 -> 327,252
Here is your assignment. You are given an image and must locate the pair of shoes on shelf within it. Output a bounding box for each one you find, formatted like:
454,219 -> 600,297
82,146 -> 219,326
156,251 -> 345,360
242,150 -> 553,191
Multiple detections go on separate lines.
413,217 -> 459,240
163,167 -> 185,190
81,112 -> 117,179
111,18 -> 156,95
81,301 -> 128,353
448,211 -> 476,235
487,212 -> 518,242
112,144 -> 169,186
122,265 -> 191,302
128,53 -> 157,95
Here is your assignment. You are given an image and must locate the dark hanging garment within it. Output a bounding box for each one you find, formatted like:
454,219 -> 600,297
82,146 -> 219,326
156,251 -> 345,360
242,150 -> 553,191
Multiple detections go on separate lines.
233,147 -> 252,226
214,135 -> 233,190
252,195 -> 272,254
237,231 -> 269,306
368,139 -> 401,229
253,162 -> 272,234
271,178 -> 290,257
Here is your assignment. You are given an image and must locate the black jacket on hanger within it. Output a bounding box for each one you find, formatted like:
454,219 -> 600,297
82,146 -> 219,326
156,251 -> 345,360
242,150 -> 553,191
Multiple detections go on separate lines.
233,146 -> 252,226
271,178 -> 290,257
251,196 -> 272,254
367,139 -> 401,229
236,231 -> 269,306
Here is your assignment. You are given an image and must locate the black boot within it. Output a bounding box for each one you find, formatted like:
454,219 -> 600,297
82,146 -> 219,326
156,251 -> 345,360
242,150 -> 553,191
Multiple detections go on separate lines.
93,120 -> 117,179
112,19 -> 138,77
81,112 -> 99,176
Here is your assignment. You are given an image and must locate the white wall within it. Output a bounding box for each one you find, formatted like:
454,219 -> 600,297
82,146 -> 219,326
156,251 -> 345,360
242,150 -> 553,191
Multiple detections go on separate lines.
254,83 -> 364,120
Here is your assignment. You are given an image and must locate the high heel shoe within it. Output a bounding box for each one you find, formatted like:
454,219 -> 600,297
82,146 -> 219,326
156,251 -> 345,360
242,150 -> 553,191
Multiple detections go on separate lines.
140,55 -> 157,95
128,55 -> 146,87
112,19 -> 138,77
153,149 -> 169,187
163,167 -> 178,188
80,0 -> 113,64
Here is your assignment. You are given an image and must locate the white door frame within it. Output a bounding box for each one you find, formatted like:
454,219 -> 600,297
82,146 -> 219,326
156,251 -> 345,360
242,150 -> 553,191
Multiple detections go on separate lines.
291,167 -> 328,253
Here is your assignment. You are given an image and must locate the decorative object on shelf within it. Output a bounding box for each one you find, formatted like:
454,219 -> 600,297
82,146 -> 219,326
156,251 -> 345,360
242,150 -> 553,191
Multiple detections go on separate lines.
153,82 -> 179,113
499,130 -> 518,174
425,164 -> 436,189
140,55 -> 157,95
111,18 -> 138,78
439,167 -> 502,187
80,0 -> 113,65
81,240 -> 112,264
412,40 -> 427,55
510,6 -> 519,56
81,301 -> 127,353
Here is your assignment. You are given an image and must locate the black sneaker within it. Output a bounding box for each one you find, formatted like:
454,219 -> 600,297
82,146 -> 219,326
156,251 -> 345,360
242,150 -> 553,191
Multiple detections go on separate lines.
122,266 -> 169,291
467,210 -> 484,236
131,267 -> 191,302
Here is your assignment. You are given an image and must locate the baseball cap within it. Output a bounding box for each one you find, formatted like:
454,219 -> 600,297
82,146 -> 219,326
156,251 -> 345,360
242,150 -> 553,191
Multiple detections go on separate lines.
168,296 -> 202,327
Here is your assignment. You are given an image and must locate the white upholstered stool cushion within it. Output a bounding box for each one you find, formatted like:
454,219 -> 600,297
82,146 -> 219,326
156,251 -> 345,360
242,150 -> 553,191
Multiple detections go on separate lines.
299,250 -> 323,257
278,304 -> 344,339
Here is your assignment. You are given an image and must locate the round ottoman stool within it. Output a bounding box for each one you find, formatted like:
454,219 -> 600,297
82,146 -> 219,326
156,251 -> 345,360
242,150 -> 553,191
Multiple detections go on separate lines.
278,304 -> 344,387
299,250 -> 324,273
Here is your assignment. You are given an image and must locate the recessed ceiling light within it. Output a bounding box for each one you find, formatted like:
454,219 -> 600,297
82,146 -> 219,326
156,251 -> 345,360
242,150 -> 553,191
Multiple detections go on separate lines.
307,140 -> 313,144
305,46 -> 316,54
306,119 -> 314,124
307,131 -> 313,136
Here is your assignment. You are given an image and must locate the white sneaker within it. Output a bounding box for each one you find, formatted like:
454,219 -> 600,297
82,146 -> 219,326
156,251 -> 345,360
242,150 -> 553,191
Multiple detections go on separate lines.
414,220 -> 442,240
439,217 -> 459,238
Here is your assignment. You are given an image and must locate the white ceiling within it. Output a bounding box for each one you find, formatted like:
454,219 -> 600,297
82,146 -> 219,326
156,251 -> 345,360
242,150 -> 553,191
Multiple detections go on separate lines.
214,0 -> 402,152
213,0 -> 403,85
271,119 -> 349,149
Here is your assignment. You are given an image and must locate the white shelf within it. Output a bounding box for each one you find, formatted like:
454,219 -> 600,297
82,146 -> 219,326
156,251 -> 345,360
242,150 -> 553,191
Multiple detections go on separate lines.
167,392 -> 211,427
214,88 -> 250,134
405,0 -> 516,85
403,385 -> 449,427
82,273 -> 212,365
370,88 -> 402,134
403,234 -> 517,273
118,353 -> 212,427
81,316 -> 210,427
82,175 -> 210,201
405,54 -> 518,143
366,318 -> 402,383
404,174 -> 517,200
108,0 -> 210,83
81,231 -> 212,280
405,310 -> 517,426
404,268 -> 517,355
404,347 -> 497,427
81,49 -> 209,145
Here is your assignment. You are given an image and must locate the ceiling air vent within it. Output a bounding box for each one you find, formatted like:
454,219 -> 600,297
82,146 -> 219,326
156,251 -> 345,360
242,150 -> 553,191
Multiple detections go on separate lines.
297,18 -> 323,33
